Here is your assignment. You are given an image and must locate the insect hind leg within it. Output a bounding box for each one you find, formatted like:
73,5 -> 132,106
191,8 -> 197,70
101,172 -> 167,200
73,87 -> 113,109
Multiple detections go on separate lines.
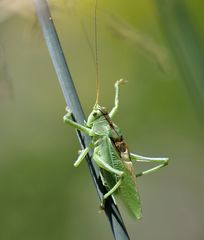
130,152 -> 169,178
93,152 -> 124,177
136,163 -> 168,178
93,151 -> 123,208
100,178 -> 122,209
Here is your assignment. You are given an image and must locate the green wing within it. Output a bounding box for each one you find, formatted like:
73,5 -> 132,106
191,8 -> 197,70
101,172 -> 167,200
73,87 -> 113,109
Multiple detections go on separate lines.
98,136 -> 142,219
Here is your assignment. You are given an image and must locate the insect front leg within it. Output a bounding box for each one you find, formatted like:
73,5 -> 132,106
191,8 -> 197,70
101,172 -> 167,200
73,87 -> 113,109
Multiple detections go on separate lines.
63,107 -> 94,136
130,153 -> 169,177
109,79 -> 127,118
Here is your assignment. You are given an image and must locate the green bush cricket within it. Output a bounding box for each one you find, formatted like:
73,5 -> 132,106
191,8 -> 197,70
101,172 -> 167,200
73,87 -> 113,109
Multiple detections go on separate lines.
63,80 -> 168,219
63,0 -> 168,220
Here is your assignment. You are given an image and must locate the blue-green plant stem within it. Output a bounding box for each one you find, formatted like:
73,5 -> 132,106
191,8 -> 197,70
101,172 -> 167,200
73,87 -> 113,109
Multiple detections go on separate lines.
33,0 -> 130,239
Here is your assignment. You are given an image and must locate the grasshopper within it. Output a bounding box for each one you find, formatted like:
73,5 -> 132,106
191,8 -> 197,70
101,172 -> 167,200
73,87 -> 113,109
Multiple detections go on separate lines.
63,79 -> 168,219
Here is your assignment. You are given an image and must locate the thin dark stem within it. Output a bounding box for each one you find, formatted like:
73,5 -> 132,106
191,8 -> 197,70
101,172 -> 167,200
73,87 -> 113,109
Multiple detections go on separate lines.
32,0 -> 130,239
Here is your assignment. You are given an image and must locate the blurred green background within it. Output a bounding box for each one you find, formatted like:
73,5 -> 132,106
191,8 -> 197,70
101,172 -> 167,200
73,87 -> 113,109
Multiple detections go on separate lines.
0,0 -> 204,239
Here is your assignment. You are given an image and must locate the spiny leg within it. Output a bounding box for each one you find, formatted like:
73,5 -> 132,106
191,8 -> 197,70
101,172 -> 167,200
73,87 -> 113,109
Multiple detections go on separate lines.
63,107 -> 94,136
130,153 -> 168,163
136,164 -> 167,178
101,178 -> 122,209
93,152 -> 123,177
130,153 -> 169,178
74,142 -> 94,167
109,79 -> 127,118
93,152 -> 123,208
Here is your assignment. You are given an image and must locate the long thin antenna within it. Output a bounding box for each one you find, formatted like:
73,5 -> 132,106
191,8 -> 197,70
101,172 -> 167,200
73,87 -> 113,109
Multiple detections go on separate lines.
94,0 -> 100,104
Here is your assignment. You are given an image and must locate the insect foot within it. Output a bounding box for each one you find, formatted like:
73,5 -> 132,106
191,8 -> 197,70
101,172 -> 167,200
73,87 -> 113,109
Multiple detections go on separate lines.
63,106 -> 73,121
115,79 -> 128,87
65,106 -> 72,114
78,149 -> 82,155
100,198 -> 106,210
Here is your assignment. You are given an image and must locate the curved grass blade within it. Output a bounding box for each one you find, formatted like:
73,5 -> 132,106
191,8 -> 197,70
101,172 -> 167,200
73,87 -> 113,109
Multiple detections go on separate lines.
106,14 -> 171,73
155,0 -> 204,121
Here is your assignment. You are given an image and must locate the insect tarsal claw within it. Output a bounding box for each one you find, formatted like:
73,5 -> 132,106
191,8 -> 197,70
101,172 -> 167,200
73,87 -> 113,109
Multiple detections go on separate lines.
63,107 -> 73,119
119,79 -> 128,85
100,198 -> 106,210
65,106 -> 72,114
78,150 -> 82,155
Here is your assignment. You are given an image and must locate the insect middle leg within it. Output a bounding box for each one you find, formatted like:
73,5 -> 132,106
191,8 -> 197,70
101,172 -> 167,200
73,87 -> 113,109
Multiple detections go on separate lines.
109,79 -> 127,118
74,142 -> 95,167
130,153 -> 169,178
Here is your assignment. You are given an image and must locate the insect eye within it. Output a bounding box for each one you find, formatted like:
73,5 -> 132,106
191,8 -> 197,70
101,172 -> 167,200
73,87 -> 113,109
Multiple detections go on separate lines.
93,111 -> 98,117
